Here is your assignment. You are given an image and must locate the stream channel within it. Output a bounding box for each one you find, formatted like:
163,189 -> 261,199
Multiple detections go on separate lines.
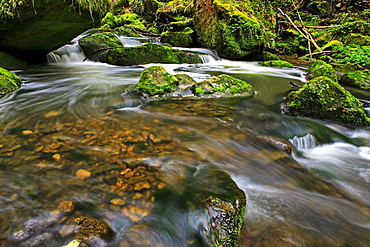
0,37 -> 370,246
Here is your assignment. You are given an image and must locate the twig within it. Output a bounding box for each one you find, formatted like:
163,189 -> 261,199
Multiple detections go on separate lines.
290,81 -> 302,88
303,50 -> 338,57
278,8 -> 323,53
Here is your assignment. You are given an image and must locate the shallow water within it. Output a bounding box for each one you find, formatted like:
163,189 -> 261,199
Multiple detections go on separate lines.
0,56 -> 370,246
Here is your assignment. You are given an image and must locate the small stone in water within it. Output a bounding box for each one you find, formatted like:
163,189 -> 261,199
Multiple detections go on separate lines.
57,201 -> 75,214
52,153 -> 61,161
22,130 -> 33,135
44,110 -> 61,118
110,198 -> 125,206
76,169 -> 91,179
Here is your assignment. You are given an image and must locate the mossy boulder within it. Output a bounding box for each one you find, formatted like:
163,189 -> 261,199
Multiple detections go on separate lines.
0,0 -> 98,64
134,66 -> 178,97
191,74 -> 254,98
134,66 -> 254,100
193,0 -> 275,59
157,0 -> 194,20
283,76 -> 370,126
340,70 -> 370,89
101,10 -> 147,30
160,27 -> 194,47
79,32 -> 123,60
99,43 -> 202,66
0,67 -> 22,97
262,60 -> 293,68
307,60 -> 337,81
0,51 -> 28,70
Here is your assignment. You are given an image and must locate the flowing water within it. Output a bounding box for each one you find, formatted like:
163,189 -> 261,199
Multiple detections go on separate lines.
0,43 -> 370,247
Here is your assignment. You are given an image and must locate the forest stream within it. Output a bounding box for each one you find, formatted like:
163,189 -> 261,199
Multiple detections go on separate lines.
0,41 -> 370,247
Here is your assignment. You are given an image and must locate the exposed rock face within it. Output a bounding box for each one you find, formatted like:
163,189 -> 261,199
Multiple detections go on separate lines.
0,67 -> 22,97
283,76 -> 370,126
193,0 -> 275,59
0,0 -> 98,64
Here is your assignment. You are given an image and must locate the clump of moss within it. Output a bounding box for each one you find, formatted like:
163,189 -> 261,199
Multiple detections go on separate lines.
330,45 -> 370,69
307,60 -> 337,81
79,32 -> 123,59
340,70 -> 370,89
262,60 -> 293,68
191,74 -> 254,98
284,76 -> 370,126
100,10 -> 146,30
134,66 -> 179,97
0,67 -> 21,97
100,43 -> 202,66
160,27 -> 194,47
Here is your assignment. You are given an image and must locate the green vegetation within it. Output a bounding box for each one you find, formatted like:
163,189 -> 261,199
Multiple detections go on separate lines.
340,70 -> 370,89
284,76 -> 370,126
307,60 -> 337,81
262,60 -> 293,68
0,0 -> 112,19
100,43 -> 202,66
0,67 -> 21,97
191,74 -> 254,97
134,66 -> 178,96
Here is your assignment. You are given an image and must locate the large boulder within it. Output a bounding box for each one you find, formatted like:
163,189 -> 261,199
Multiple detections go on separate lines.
99,43 -> 202,65
193,0 -> 275,59
283,76 -> 370,126
0,67 -> 22,97
0,0 -> 99,64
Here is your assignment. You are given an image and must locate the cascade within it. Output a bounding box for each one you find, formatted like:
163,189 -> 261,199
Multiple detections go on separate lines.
289,133 -> 316,150
46,43 -> 85,64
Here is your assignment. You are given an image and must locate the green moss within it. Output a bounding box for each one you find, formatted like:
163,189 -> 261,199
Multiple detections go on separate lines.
160,27 -> 194,47
307,60 -> 337,81
321,40 -> 343,51
79,32 -> 123,58
134,66 -> 179,96
285,76 -> 370,126
0,51 -> 28,70
191,74 -> 254,97
0,67 -> 21,97
193,0 -> 275,59
331,45 -> 370,69
114,25 -> 141,37
101,10 -> 146,29
340,70 -> 370,89
262,60 -> 293,68
100,43 -> 202,66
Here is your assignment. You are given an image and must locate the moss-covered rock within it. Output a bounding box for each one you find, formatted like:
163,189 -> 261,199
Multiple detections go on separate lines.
283,76 -> 370,126
307,60 -> 337,81
114,25 -> 141,37
160,27 -> 194,47
0,67 -> 22,97
79,32 -> 123,59
99,43 -> 202,65
340,70 -> 370,89
193,0 -> 275,59
134,66 -> 179,97
157,0 -> 194,20
262,60 -> 293,68
191,74 -> 254,98
0,0 -> 99,64
0,51 -> 28,70
100,10 -> 147,30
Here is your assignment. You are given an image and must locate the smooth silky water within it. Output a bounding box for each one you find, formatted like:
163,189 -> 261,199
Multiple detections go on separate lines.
0,46 -> 369,247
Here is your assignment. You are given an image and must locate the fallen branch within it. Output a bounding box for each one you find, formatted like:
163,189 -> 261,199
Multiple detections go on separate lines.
303,50 -> 338,57
278,8 -> 323,53
290,81 -> 302,88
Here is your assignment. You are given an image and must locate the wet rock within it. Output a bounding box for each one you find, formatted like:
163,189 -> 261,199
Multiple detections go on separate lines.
79,32 -> 123,60
60,216 -> 112,244
0,67 -> 21,97
76,169 -> 92,179
306,60 -> 337,81
340,70 -> 370,89
283,76 -> 370,126
99,43 -> 202,66
134,66 -> 254,100
257,136 -> 293,153
262,60 -> 293,68
160,27 -> 194,47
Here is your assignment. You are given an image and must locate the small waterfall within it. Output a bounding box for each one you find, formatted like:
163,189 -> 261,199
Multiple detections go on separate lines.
47,43 -> 85,64
173,47 -> 220,64
289,134 -> 316,150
